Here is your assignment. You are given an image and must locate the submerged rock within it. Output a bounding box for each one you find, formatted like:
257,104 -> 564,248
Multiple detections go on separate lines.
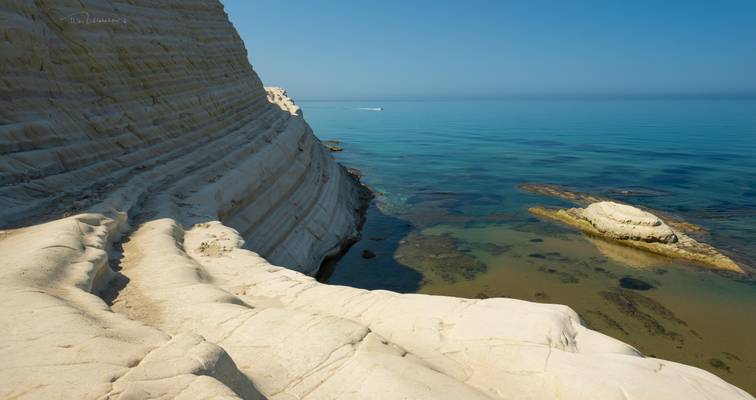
607,186 -> 673,198
519,183 -> 604,205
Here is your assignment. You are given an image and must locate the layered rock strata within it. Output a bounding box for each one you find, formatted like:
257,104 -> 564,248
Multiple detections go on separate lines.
0,0 -> 364,275
0,1 -> 753,399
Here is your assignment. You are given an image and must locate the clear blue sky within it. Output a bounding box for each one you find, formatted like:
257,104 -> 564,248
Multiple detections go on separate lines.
222,0 -> 756,100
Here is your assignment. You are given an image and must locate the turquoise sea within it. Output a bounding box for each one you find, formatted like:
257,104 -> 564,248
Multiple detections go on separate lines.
300,98 -> 756,393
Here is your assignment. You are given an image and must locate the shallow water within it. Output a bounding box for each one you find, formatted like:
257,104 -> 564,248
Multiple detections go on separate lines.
302,98 -> 756,394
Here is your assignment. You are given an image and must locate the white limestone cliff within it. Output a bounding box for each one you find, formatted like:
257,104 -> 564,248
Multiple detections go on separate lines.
0,1 -> 753,399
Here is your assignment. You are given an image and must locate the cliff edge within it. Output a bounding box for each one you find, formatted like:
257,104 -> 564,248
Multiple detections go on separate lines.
0,1 -> 752,399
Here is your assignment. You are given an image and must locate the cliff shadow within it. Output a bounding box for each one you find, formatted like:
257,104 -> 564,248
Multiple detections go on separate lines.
316,200 -> 422,293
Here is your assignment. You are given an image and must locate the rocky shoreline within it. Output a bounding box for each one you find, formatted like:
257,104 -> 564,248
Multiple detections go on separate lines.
0,1 -> 753,399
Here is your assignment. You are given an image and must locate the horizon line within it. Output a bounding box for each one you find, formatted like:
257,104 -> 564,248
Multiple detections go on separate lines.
294,91 -> 756,102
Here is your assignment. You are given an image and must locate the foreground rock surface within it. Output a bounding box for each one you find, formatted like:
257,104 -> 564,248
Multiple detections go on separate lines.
530,201 -> 742,272
0,1 -> 752,399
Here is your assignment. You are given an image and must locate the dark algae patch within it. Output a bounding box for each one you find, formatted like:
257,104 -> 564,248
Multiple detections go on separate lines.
395,232 -> 488,284
709,358 -> 731,372
600,289 -> 686,344
533,291 -> 550,301
619,277 -> 655,291
583,310 -> 629,335
469,242 -> 511,255
537,266 -> 580,284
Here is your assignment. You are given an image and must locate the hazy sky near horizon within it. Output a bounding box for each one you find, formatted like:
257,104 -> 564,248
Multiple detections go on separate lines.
222,0 -> 756,100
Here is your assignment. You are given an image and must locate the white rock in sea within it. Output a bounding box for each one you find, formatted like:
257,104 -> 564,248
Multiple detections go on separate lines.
583,201 -> 678,243
0,1 -> 752,400
530,201 -> 742,272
